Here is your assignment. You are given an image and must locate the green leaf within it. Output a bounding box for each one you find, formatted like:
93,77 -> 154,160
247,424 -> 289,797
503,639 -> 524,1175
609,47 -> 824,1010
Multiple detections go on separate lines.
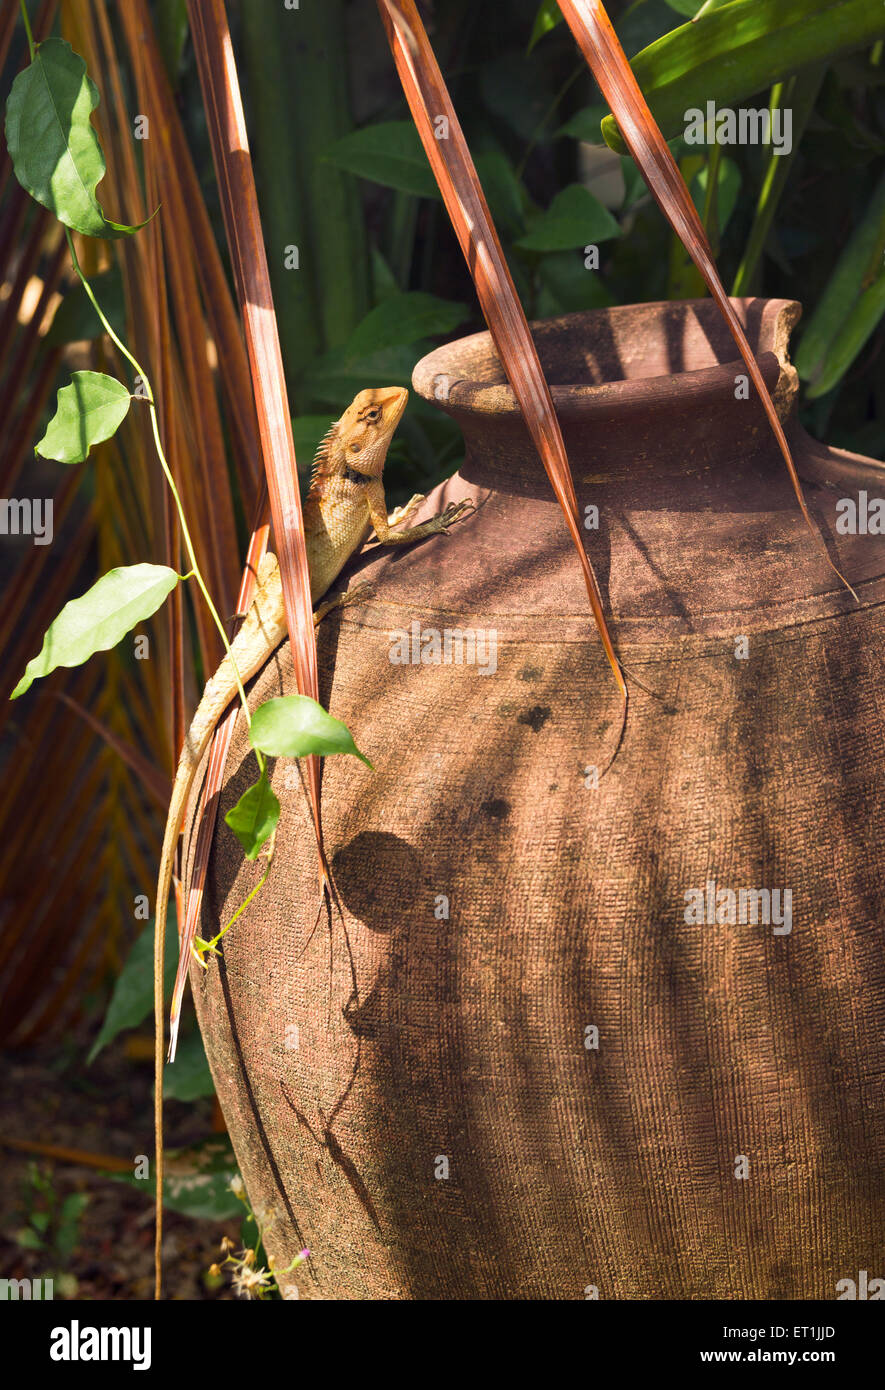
805,272 -> 885,399
155,0 -> 189,85
56,1193 -> 89,1259
528,0 -> 563,52
691,155 -> 741,235
621,157 -> 649,211
162,1029 -> 215,1101
535,251 -> 616,317
13,563 -> 180,700
556,104 -> 610,144
322,121 -> 439,199
113,1139 -> 242,1221
475,151 -> 527,237
301,345 -> 417,408
665,0 -> 704,15
250,695 -> 373,768
4,38 -> 146,237
516,184 -> 620,251
795,171 -> 885,384
36,370 -> 131,464
87,915 -> 178,1063
600,0 -> 885,153
370,246 -> 399,302
345,292 -> 469,359
480,53 -> 556,142
224,770 -> 280,860
15,1227 -> 44,1251
46,267 -> 125,345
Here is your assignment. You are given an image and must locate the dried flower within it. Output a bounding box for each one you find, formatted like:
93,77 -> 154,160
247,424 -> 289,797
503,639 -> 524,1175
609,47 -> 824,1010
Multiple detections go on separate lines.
232,1264 -> 273,1300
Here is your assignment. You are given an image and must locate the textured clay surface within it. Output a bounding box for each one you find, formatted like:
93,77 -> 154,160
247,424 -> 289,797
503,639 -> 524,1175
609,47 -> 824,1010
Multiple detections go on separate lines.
186,300 -> 885,1299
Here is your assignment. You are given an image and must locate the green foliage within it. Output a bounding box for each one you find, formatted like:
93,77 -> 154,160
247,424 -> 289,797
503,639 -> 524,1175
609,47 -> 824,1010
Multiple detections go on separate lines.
5,38 -> 144,236
88,916 -> 178,1063
46,266 -> 126,345
36,371 -> 131,464
600,0 -> 885,153
795,172 -> 885,393
15,1163 -> 88,1294
322,121 -> 439,199
115,1140 -> 243,1221
528,1 -> 562,53
250,695 -> 373,768
12,564 -> 180,699
691,155 -> 741,235
162,1031 -> 215,1101
225,769 -> 280,860
517,184 -> 621,250
345,293 -> 470,358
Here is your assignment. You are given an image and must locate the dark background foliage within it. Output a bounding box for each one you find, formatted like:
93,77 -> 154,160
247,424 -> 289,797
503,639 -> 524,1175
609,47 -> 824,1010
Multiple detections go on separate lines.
1,0 -> 883,1300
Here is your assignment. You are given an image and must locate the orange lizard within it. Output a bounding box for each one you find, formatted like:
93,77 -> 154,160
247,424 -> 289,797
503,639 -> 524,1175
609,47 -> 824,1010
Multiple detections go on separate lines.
153,386 -> 473,1295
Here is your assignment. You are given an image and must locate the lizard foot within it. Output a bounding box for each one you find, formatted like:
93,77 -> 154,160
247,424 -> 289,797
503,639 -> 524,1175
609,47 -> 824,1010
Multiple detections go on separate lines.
314,581 -> 376,626
436,498 -> 476,533
388,493 -> 425,528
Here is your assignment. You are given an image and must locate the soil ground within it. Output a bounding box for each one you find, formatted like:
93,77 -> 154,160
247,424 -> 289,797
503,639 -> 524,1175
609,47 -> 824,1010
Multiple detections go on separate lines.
0,1019 -> 235,1301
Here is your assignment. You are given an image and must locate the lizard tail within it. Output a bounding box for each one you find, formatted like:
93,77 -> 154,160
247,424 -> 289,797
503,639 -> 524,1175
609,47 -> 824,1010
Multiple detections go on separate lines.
154,761 -> 192,1301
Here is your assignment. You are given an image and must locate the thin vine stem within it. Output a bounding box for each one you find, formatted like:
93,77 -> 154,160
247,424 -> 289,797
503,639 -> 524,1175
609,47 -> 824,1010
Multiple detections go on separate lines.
64,228 -> 262,764
195,841 -> 274,960
19,0 -> 35,60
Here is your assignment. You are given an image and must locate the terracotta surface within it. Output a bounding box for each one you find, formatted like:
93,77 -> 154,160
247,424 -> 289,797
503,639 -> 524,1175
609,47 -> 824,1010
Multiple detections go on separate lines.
186,299 -> 885,1299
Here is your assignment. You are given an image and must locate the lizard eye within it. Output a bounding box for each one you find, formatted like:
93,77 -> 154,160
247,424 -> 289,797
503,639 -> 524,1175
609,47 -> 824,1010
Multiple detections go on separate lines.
365,408 -> 380,422
349,443 -> 360,453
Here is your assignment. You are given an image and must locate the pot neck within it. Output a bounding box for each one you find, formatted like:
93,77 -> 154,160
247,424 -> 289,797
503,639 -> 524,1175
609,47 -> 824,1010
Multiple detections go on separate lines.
413,299 -> 803,493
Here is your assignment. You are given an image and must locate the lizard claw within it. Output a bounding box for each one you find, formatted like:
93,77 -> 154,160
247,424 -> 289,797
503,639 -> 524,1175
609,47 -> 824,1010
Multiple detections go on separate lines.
438,498 -> 476,531
388,493 -> 425,528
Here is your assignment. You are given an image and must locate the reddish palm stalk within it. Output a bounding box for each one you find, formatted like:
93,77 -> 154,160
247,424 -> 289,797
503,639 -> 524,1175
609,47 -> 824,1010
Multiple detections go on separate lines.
378,0 -> 626,698
555,0 -> 855,597
167,492 -> 271,1063
185,0 -> 324,831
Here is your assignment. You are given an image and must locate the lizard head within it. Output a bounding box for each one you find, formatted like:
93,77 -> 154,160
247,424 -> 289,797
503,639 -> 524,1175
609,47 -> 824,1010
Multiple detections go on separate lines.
334,387 -> 408,480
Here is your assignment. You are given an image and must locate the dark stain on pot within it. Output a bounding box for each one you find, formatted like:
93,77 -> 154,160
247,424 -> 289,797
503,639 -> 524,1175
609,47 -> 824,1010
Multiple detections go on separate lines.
518,665 -> 543,682
482,798 -> 510,820
518,704 -> 552,733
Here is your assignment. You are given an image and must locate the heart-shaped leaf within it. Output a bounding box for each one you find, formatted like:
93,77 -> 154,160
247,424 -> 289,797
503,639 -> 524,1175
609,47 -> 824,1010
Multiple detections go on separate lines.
36,371 -> 131,464
250,695 -> 372,767
516,184 -> 620,251
12,563 -> 180,699
5,38 -> 146,237
224,769 -> 280,859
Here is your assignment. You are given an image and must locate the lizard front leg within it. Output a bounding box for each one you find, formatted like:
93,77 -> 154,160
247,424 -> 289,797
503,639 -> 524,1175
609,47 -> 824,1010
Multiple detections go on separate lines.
386,493 -> 424,528
367,481 -> 474,545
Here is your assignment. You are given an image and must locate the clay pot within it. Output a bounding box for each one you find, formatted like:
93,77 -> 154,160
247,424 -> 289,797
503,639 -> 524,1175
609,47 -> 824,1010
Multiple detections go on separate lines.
188,298 -> 885,1300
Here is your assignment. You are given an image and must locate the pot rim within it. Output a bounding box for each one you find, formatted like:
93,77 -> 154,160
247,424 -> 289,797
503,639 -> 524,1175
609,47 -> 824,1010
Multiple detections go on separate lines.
412,296 -> 801,420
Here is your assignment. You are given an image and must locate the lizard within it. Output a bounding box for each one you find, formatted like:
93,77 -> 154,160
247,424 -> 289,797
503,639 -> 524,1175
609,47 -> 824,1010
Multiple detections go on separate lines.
153,385 -> 473,1297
